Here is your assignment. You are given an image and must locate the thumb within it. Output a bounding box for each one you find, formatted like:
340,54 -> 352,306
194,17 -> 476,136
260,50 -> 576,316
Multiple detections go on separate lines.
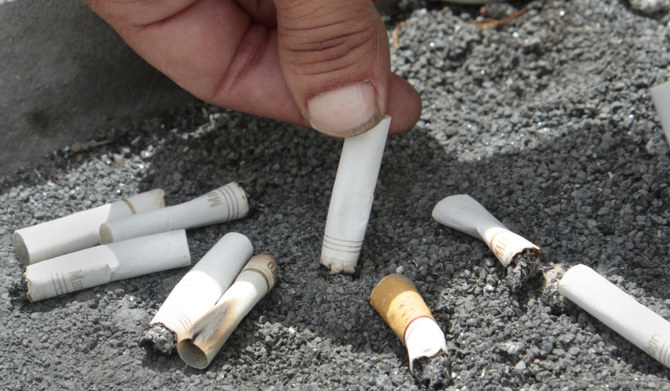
275,0 -> 390,137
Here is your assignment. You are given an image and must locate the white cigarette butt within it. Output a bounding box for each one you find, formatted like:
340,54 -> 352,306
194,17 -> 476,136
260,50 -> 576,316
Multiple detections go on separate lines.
147,232 -> 253,346
99,182 -> 248,244
320,116 -> 390,274
24,229 -> 190,302
178,254 -> 278,369
650,81 -> 670,146
432,194 -> 539,267
13,189 -> 165,265
559,264 -> 670,368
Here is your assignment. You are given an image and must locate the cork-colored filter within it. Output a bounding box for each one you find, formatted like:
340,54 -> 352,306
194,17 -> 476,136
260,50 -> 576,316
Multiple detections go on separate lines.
370,273 -> 434,345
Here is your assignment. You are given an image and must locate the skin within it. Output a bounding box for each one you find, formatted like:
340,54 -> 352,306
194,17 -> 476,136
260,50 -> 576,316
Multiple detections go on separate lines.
82,0 -> 422,137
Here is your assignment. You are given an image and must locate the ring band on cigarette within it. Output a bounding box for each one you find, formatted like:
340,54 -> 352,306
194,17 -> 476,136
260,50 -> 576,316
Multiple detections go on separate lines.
559,264 -> 670,369
23,229 -> 190,302
178,254 -> 278,369
99,182 -> 248,244
320,116 -> 390,274
143,232 -> 253,352
432,194 -> 539,267
13,189 -> 165,265
370,274 -> 448,373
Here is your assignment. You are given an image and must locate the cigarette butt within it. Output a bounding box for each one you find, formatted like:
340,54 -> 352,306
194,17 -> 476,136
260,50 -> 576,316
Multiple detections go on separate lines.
650,81 -> 670,145
24,229 -> 190,302
178,254 -> 278,369
559,264 -> 670,368
13,189 -> 165,265
320,116 -> 390,274
142,232 -> 253,354
99,182 -> 248,244
432,194 -> 539,267
370,273 -> 448,380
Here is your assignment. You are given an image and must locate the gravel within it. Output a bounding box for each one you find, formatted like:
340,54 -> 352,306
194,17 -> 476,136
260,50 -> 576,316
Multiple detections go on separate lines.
2,0 -> 670,389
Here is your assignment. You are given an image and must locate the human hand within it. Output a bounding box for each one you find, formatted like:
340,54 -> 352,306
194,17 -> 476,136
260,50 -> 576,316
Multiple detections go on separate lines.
82,0 -> 421,137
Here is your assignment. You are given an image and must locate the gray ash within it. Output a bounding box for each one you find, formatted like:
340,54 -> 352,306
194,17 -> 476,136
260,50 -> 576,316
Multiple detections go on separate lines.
539,264 -> 570,312
505,249 -> 542,293
139,323 -> 177,355
411,351 -> 451,390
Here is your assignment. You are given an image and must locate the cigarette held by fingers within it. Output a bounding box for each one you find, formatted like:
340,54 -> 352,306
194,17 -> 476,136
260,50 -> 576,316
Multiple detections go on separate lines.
370,273 -> 451,389
99,182 -> 249,244
23,230 -> 191,302
13,189 -> 165,265
177,254 -> 278,369
320,116 -> 390,274
140,232 -> 253,355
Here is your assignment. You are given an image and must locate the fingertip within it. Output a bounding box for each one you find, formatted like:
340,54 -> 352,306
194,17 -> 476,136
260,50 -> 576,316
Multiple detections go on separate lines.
387,74 -> 422,135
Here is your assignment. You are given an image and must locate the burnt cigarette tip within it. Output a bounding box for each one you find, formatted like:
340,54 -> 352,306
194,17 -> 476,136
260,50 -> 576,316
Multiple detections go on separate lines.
411,350 -> 452,389
176,339 -> 209,369
140,323 -> 177,355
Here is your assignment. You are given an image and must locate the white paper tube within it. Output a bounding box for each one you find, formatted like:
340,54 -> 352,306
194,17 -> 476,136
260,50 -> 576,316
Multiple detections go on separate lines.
13,189 -> 165,266
320,116 -> 391,274
650,81 -> 670,145
178,254 -> 278,369
405,317 -> 449,373
559,264 -> 670,368
24,229 -> 190,302
432,194 -> 539,267
99,182 -> 249,244
147,232 -> 253,343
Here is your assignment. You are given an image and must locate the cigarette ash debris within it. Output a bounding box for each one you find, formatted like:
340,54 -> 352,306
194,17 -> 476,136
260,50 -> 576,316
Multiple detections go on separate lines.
411,351 -> 451,389
140,323 -> 177,355
504,249 -> 543,293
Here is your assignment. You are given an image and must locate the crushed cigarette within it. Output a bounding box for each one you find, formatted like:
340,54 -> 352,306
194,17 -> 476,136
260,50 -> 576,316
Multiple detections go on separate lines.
177,254 -> 278,369
99,182 -> 248,244
140,232 -> 253,354
559,264 -> 670,369
432,194 -> 541,291
13,189 -> 165,265
320,116 -> 390,274
23,230 -> 190,302
370,273 -> 451,388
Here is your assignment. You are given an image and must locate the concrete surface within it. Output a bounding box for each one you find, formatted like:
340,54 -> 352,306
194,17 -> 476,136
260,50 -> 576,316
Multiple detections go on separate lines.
0,0 -> 196,173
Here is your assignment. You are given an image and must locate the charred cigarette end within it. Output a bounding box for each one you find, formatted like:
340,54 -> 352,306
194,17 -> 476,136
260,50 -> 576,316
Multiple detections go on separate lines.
140,323 -> 178,355
100,182 -> 249,244
178,301 -> 235,369
319,116 -> 391,275
411,351 -> 451,390
505,248 -> 543,293
370,274 -> 451,387
177,254 -> 278,369
559,264 -> 670,368
13,189 -> 165,265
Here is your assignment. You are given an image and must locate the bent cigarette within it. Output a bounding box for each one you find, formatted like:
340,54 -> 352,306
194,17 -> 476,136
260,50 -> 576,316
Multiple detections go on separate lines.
370,274 -> 450,387
320,116 -> 390,274
142,232 -> 253,354
650,81 -> 670,145
177,254 -> 278,369
559,264 -> 670,369
13,189 -> 165,266
432,194 -> 539,268
24,229 -> 190,302
99,182 -> 248,244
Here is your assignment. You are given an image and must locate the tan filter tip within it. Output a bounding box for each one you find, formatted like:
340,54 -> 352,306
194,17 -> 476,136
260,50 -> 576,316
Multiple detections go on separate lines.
370,273 -> 434,345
